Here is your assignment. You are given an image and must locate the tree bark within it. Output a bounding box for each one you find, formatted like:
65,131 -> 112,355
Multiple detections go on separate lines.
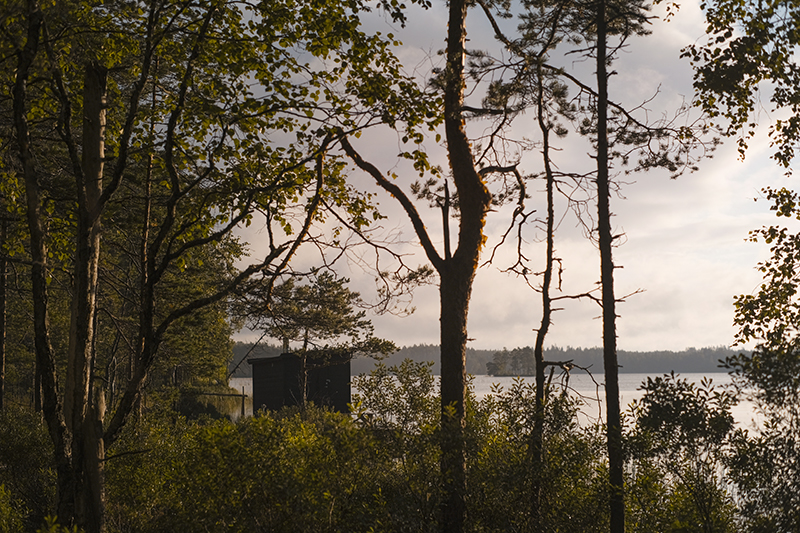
438,265 -> 471,532
13,3 -> 328,531
596,1 -> 625,530
439,1 -> 492,531
65,61 -> 108,533
0,218 -> 6,412
531,57 -> 556,524
310,2 -> 491,531
13,1 -> 74,524
340,92 -> 492,533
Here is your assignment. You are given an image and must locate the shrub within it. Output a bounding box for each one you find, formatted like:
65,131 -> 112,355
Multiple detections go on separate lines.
0,407 -> 56,529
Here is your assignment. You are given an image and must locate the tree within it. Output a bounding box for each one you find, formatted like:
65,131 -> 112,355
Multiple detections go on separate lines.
339,1 -> 709,529
721,187 -> 800,531
486,347 -> 535,376
0,218 -> 6,412
474,0 -> 711,528
242,271 -> 394,355
687,2 -> 800,528
471,2 -> 596,522
3,1 -> 422,530
595,2 -> 625,526
236,270 -> 395,404
627,373 -> 737,533
337,0 -> 508,527
685,0 -> 800,169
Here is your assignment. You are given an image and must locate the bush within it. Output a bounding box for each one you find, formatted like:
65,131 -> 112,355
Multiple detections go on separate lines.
0,407 -> 56,529
467,379 -> 608,532
105,362 -> 743,532
626,373 -> 738,533
0,484 -> 25,533
106,405 -> 405,533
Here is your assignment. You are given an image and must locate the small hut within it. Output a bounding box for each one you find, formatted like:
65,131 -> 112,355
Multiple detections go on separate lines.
248,352 -> 350,413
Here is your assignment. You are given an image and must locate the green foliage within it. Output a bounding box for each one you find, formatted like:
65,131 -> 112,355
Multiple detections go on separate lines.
726,422 -> 800,532
726,188 -> 800,531
36,516 -> 80,533
0,357 -> 760,533
357,362 -> 611,532
352,360 -> 441,528
684,0 -> 800,165
627,373 -> 738,533
731,188 -> 800,408
268,272 -> 373,345
0,484 -> 25,533
469,379 -> 608,532
631,373 -> 736,456
0,407 -> 56,529
0,0 -> 429,530
238,271 -> 396,362
2,0 -> 432,446
100,360 -> 617,532
107,406 -> 401,533
485,346 -> 535,376
677,2 -> 800,507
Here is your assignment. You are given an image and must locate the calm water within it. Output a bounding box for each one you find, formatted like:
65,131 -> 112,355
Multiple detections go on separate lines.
470,372 -> 762,429
231,372 -> 762,428
230,377 -> 252,397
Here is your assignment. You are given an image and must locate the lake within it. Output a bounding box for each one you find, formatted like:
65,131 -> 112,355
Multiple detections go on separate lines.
231,372 -> 762,428
470,372 -> 761,429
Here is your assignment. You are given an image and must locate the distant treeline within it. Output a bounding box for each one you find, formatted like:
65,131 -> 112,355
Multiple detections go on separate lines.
228,343 -> 284,378
229,342 -> 745,377
484,345 -> 746,376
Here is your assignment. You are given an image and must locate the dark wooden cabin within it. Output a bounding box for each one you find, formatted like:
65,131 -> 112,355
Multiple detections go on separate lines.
248,352 -> 350,413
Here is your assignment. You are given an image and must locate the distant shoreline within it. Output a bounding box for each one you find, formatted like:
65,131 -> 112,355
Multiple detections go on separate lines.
230,342 -> 745,378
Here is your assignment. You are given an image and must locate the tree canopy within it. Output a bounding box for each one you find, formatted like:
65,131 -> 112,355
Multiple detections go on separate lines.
5,0 -> 800,531
686,0 -> 800,166
1,0 -> 434,530
237,270 -> 396,360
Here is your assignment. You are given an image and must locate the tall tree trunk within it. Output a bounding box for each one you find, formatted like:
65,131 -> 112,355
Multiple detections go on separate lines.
531,58 -> 556,524
13,2 -> 74,524
441,0 -> 492,530
34,363 -> 41,411
0,218 -> 6,412
595,1 -> 624,530
439,266 -> 471,532
340,2 -> 491,530
65,61 -> 108,533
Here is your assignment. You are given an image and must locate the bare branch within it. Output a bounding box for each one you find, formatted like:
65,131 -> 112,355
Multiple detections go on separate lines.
337,131 -> 444,271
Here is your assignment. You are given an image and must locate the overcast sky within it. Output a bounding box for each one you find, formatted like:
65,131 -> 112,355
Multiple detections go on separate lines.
237,0 -> 798,353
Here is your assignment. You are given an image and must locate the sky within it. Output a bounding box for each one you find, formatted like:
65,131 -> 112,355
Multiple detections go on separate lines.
237,0 -> 799,352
